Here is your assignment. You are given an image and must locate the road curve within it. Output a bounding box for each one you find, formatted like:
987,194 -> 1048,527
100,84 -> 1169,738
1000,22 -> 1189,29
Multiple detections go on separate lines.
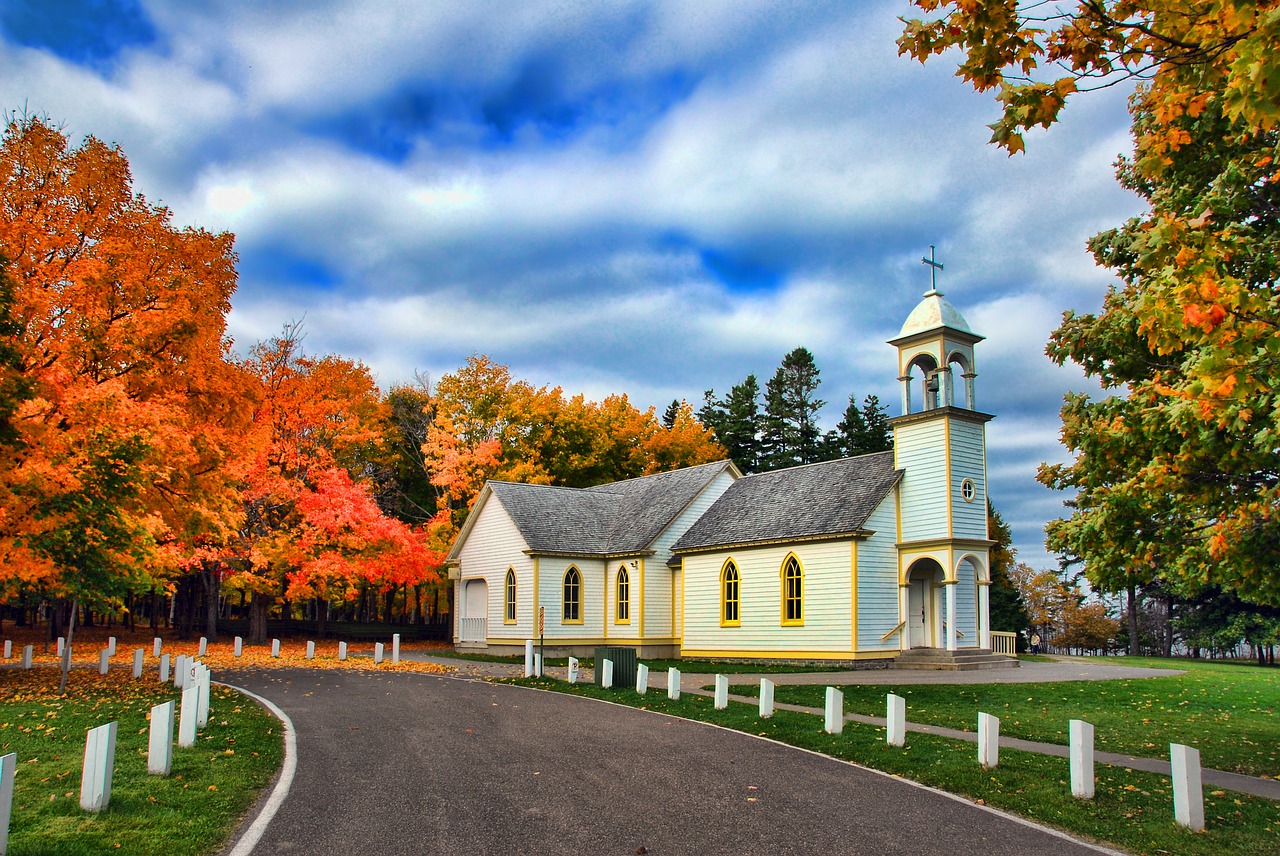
220,668 -> 1117,856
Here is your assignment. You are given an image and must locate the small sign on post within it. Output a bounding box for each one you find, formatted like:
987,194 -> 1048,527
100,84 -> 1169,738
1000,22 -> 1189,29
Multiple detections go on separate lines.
80,721 -> 118,812
567,656 -> 579,684
538,607 -> 545,678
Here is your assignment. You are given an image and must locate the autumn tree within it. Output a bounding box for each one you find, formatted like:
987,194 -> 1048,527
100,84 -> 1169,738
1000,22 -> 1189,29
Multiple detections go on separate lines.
987,503 -> 1031,638
901,2 -> 1280,605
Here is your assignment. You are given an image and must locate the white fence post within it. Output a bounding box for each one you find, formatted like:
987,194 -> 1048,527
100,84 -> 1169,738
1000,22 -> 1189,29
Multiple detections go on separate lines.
107,636 -> 116,657
714,674 -> 728,710
978,712 -> 1000,769
80,721 -> 118,812
567,657 -> 579,684
760,678 -> 775,719
1070,719 -> 1095,798
196,665 -> 210,728
173,655 -> 186,688
887,693 -> 906,747
2,640 -> 9,658
152,637 -> 162,657
392,634 -> 400,665
824,687 -> 844,735
178,685 -> 199,748
602,659 -> 614,688
635,663 -> 649,695
132,649 -> 144,679
234,636 -> 243,657
306,641 -> 316,660
159,653 -> 170,683
374,643 -> 385,664
21,645 -> 32,670
1171,743 -> 1205,831
338,641 -> 348,661
533,653 -> 542,677
56,637 -> 65,657
271,639 -> 281,658
0,751 -> 14,853
667,667 -> 681,701
148,700 -> 175,775
524,640 -> 535,677
98,649 -> 110,676
197,637 -> 207,656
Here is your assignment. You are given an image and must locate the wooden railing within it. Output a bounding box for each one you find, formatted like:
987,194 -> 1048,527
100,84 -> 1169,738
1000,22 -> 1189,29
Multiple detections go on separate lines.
990,630 -> 1018,655
880,620 -> 906,642
458,617 -> 487,644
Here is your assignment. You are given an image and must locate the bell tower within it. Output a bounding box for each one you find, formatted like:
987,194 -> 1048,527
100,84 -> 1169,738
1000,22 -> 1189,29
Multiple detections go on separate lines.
888,248 -> 994,652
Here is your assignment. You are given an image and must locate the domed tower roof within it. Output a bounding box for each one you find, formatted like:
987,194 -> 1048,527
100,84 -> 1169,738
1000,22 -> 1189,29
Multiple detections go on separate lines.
897,288 -> 974,338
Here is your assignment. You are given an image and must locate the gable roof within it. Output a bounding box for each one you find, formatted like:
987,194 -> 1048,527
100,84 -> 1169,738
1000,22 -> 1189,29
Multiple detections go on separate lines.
671,451 -> 902,553
451,460 -> 737,559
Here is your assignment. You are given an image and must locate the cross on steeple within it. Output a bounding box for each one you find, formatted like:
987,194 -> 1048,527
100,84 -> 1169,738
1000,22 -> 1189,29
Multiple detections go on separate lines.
921,245 -> 944,295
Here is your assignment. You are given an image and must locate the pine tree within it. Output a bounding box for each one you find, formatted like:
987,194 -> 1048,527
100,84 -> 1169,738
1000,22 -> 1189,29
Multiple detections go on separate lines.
988,502 -> 1031,643
760,347 -> 825,468
661,399 -> 682,430
719,375 -> 762,472
857,394 -> 892,454
759,372 -> 793,471
834,395 -> 868,457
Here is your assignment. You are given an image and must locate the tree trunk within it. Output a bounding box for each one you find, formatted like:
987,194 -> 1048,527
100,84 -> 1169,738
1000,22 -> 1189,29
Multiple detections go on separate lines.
248,595 -> 270,645
57,597 -> 78,696
1162,594 -> 1173,658
1126,584 -> 1140,657
200,562 -> 220,642
316,597 -> 328,638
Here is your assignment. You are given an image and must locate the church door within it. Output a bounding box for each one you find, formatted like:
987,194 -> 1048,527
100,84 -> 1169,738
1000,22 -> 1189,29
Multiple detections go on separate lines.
908,579 -> 929,648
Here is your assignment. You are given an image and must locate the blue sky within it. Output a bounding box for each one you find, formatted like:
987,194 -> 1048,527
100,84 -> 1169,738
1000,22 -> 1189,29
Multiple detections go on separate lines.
0,1 -> 1143,569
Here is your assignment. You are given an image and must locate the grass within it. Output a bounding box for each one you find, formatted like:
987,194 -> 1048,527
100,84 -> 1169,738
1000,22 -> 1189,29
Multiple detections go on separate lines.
722,656 -> 1278,777
0,668 -> 284,856
509,676 -> 1280,856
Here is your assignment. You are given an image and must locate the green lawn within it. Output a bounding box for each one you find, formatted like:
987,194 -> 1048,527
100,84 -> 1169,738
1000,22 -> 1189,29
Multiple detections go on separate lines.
511,676 -> 1280,856
0,671 -> 284,856
723,656 -> 1278,777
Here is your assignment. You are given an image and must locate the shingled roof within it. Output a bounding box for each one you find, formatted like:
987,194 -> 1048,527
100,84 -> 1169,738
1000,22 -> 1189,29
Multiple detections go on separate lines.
480,460 -> 735,556
671,452 -> 902,553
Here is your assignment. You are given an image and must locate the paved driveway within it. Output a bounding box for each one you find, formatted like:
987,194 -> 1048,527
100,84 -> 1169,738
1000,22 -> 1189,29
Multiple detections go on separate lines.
221,668 -> 1115,856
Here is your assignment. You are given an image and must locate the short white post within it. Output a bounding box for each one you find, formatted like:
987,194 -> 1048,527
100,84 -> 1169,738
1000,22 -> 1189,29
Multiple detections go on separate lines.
978,712 -> 1000,769
602,658 -> 614,688
178,685 -> 199,748
374,642 -> 385,664
56,637 -> 65,657
107,636 -> 116,656
80,721 -> 118,812
714,674 -> 728,710
98,649 -> 110,675
306,641 -> 315,660
524,640 -> 535,677
635,663 -> 649,694
887,693 -> 906,747
0,751 -> 15,853
152,637 -> 162,657
159,653 -> 171,683
132,649 -> 144,679
338,641 -> 348,661
271,639 -> 281,658
567,657 -> 579,684
1070,719 -> 1095,799
533,653 -> 543,677
824,687 -> 844,735
196,665 -> 210,728
1171,743 -> 1205,831
197,637 -> 208,656
667,667 -> 681,701
21,645 -> 32,670
760,678 -> 775,719
148,700 -> 175,775
392,634 -> 400,665
173,654 -> 186,688
2,640 -> 10,658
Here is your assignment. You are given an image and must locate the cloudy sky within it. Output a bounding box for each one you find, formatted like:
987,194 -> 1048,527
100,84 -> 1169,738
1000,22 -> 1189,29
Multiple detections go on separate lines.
1,1 -> 1143,569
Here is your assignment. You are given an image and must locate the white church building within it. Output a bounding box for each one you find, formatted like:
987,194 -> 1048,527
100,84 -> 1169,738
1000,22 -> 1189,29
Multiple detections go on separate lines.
446,283 -> 997,664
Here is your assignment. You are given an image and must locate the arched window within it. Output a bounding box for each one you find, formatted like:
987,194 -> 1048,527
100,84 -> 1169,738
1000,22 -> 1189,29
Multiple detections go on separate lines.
781,555 -> 804,625
616,566 -> 631,623
504,568 -> 517,624
562,567 -> 582,623
721,561 -> 740,626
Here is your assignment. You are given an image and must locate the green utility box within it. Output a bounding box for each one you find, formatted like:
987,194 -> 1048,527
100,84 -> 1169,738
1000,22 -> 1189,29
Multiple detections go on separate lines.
593,646 -> 637,689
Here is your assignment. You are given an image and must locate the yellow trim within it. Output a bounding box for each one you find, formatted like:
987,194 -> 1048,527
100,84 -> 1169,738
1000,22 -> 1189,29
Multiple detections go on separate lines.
484,636 -> 682,647
638,558 -> 646,638
603,561 -> 609,640
671,562 -> 678,640
503,567 -> 517,625
562,565 -> 584,625
615,565 -> 631,625
850,540 -> 859,651
780,552 -> 804,627
719,558 -> 741,627
678,557 -> 686,644
678,648 -> 898,661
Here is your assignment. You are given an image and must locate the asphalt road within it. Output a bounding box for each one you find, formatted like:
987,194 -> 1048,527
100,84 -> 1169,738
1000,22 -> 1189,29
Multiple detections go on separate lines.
219,668 -> 1116,856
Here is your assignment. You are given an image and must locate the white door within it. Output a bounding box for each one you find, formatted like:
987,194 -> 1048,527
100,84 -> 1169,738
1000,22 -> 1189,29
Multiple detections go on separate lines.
908,579 -> 929,648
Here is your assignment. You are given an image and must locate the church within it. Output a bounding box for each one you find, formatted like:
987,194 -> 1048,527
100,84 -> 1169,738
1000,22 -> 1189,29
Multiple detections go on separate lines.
446,280 -> 996,664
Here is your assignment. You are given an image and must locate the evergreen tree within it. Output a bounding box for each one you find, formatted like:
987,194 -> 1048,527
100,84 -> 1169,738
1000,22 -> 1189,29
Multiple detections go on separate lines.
759,372 -> 793,471
719,375 -> 762,472
760,347 -> 825,468
988,502 -> 1031,645
857,394 -> 892,454
834,395 -> 868,457
661,398 -> 681,430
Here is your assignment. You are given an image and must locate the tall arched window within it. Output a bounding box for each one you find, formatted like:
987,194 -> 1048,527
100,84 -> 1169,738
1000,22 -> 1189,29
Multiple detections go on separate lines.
562,566 -> 582,623
721,561 -> 740,626
616,567 -> 631,623
504,568 -> 517,624
781,554 -> 804,625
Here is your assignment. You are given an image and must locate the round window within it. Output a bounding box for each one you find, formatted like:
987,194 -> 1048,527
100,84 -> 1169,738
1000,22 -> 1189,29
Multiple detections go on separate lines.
960,478 -> 976,503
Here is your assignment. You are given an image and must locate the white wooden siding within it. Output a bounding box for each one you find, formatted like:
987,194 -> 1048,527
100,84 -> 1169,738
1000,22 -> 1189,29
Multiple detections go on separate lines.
856,499 -> 901,651
608,562 -> 639,640
950,420 -> 988,540
682,540 -> 852,655
955,558 -> 978,647
539,556 -> 607,639
457,499 -> 534,641
895,419 -> 948,542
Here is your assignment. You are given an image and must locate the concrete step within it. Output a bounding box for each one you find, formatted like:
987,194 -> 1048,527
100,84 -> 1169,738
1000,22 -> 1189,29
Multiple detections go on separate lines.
892,647 -> 1019,671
